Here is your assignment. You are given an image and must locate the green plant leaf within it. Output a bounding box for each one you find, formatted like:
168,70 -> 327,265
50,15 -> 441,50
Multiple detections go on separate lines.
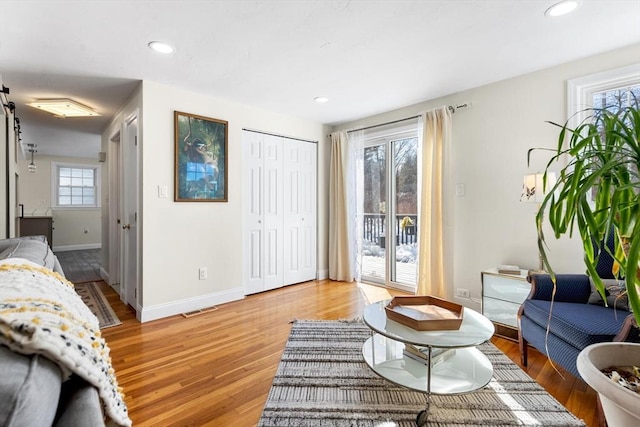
534,96 -> 640,326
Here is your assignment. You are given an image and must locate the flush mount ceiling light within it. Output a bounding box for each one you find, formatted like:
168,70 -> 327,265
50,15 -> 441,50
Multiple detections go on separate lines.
27,98 -> 100,118
148,41 -> 175,54
314,97 -> 329,103
545,0 -> 580,17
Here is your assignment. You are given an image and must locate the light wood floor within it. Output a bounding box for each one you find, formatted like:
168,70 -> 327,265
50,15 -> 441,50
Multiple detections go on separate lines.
99,280 -> 598,427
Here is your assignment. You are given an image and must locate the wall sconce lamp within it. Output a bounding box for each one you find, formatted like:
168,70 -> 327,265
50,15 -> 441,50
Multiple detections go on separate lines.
521,172 -> 557,270
27,143 -> 37,173
520,172 -> 557,203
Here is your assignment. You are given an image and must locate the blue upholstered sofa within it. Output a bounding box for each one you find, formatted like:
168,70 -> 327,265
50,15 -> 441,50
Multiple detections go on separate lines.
518,273 -> 634,378
517,234 -> 637,379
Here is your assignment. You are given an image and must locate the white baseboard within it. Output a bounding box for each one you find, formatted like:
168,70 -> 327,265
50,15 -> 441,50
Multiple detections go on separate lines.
139,287 -> 245,323
99,267 -> 110,283
53,243 -> 102,252
317,269 -> 328,280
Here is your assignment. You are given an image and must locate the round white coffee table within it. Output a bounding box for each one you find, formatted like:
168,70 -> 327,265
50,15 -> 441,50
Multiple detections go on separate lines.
362,300 -> 495,426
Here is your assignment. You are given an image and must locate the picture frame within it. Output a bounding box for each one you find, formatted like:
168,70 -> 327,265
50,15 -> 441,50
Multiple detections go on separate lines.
174,111 -> 228,202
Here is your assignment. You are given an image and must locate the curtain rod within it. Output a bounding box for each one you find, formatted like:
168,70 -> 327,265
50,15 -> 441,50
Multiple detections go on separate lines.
345,103 -> 470,134
242,128 -> 317,144
346,115 -> 419,134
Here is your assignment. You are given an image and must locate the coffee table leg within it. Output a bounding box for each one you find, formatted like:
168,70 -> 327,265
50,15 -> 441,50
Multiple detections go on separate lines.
416,347 -> 433,426
416,404 -> 429,427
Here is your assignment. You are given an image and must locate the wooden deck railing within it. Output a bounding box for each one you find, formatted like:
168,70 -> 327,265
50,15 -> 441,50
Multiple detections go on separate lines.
363,214 -> 417,247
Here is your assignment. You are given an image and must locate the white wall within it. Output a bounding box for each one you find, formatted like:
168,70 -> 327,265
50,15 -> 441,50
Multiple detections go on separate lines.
17,154 -> 101,250
138,81 -> 329,320
332,43 -> 640,311
22,124 -> 100,159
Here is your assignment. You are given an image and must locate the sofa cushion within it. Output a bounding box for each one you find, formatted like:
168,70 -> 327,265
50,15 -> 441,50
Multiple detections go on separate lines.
529,273 -> 591,303
521,313 -> 636,379
522,299 -> 629,349
0,238 -> 55,270
520,316 -> 583,378
0,236 -> 47,253
588,277 -> 630,311
54,375 -> 105,427
0,345 -> 63,427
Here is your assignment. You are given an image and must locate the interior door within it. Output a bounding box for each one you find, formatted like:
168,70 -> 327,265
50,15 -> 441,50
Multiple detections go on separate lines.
283,139 -> 317,285
243,131 -> 284,295
121,115 -> 138,308
244,131 -> 265,294
263,134 -> 284,290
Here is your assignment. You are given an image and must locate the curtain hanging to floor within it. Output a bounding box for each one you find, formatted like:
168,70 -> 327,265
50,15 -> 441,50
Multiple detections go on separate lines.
329,131 -> 353,281
417,106 -> 453,296
328,130 -> 364,282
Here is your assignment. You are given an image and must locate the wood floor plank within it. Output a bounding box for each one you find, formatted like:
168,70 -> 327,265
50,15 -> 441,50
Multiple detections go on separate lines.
97,280 -> 597,426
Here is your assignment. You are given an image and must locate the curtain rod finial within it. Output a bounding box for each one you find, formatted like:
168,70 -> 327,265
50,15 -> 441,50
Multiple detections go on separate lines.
448,102 -> 472,114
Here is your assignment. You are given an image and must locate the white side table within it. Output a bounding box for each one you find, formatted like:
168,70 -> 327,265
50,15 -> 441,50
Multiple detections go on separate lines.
481,268 -> 531,340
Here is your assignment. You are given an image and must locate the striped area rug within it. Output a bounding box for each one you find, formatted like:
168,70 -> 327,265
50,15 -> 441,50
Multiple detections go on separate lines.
74,282 -> 122,329
259,320 -> 586,427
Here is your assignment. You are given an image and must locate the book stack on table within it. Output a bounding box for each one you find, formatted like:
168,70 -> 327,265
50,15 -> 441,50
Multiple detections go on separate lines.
497,265 -> 521,275
403,344 -> 456,366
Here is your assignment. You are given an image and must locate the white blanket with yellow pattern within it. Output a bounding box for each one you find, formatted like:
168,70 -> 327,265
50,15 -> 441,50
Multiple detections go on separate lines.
0,258 -> 131,427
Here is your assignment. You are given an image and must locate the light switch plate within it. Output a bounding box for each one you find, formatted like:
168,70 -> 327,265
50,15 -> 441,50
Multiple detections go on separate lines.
158,185 -> 169,198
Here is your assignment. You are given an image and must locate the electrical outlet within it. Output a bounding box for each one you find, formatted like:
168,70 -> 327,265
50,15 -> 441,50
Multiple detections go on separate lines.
455,288 -> 470,298
198,267 -> 207,280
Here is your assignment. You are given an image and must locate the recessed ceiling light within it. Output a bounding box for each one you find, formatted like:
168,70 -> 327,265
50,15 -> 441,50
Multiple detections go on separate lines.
27,98 -> 100,118
148,41 -> 174,54
314,97 -> 328,103
545,0 -> 580,17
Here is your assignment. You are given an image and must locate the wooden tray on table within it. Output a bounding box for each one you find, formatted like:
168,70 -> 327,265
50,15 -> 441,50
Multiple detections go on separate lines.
384,296 -> 464,331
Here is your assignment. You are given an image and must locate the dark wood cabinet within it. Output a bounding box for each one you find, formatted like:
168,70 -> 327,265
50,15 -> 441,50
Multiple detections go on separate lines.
19,216 -> 53,247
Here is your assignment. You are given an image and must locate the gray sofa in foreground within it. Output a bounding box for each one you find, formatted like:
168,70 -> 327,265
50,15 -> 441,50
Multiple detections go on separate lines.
0,236 -> 106,427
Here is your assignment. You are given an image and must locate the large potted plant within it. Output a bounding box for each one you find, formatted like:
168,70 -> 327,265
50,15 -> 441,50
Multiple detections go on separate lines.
534,94 -> 640,425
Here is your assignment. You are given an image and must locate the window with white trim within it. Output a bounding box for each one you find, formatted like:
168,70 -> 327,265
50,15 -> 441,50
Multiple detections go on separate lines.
51,162 -> 101,208
567,65 -> 639,203
568,64 -> 640,127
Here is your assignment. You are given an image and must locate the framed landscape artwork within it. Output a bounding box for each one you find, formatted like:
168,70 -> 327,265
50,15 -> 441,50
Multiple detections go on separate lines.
174,111 -> 228,202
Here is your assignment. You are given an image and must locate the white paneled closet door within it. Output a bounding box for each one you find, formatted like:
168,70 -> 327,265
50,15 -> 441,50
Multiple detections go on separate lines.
243,131 -> 317,295
243,131 -> 284,295
283,139 -> 317,285
263,135 -> 284,290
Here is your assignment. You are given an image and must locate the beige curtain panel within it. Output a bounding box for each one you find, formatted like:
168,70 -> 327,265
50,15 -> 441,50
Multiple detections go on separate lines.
417,107 -> 453,297
329,131 -> 353,282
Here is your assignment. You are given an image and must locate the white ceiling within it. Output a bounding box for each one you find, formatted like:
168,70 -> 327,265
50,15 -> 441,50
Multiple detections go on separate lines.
1,0 -> 640,157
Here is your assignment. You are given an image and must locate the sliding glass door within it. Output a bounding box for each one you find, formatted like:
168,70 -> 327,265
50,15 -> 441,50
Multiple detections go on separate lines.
360,129 -> 418,292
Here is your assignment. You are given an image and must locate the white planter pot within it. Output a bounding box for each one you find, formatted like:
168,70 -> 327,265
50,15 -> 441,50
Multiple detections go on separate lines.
577,342 -> 640,427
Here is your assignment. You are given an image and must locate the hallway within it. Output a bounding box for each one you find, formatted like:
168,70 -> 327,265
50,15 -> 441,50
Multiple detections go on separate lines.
55,249 -> 102,283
